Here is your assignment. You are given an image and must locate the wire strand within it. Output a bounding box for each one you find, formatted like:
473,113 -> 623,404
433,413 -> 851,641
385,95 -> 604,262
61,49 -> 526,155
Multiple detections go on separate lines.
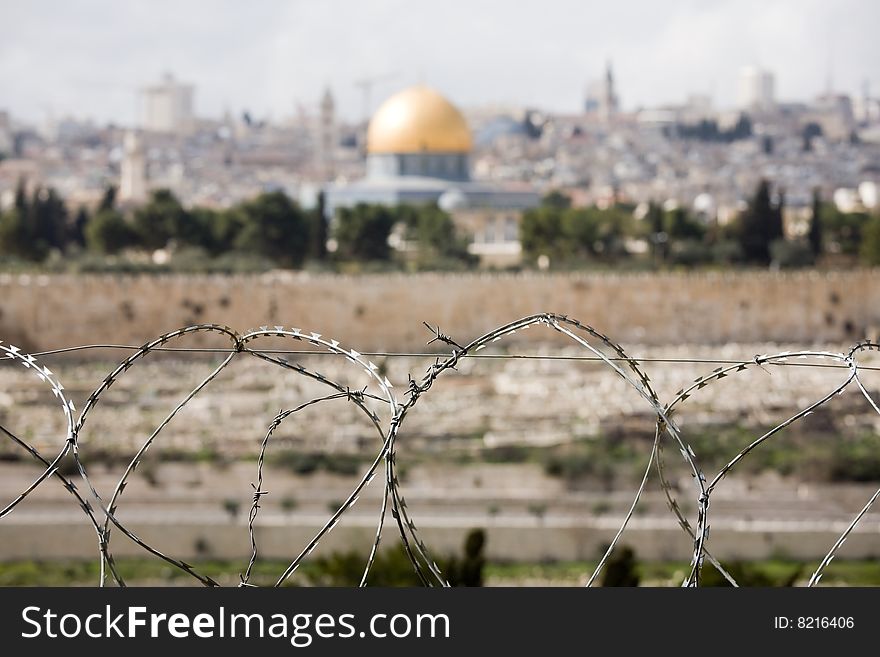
20,343 -> 880,371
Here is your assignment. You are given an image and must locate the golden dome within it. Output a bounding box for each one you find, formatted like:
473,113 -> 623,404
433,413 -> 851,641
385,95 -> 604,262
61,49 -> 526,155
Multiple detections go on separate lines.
367,85 -> 473,154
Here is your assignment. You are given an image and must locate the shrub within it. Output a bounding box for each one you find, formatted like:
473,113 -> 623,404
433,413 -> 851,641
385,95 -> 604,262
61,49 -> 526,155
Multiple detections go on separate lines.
770,238 -> 814,268
600,545 -> 640,587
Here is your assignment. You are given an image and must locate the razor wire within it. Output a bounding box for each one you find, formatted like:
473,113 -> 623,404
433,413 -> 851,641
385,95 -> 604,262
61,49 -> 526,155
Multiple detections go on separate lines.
1,315 -> 879,587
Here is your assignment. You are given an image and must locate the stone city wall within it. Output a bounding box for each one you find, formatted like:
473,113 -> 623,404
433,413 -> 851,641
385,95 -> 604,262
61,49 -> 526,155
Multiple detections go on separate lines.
1,270 -> 879,352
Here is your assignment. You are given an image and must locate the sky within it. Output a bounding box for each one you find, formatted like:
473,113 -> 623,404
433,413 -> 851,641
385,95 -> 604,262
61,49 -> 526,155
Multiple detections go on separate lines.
1,0 -> 877,126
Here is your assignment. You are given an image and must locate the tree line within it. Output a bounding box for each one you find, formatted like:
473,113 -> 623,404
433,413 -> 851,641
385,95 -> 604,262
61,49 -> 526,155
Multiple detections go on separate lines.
521,181 -> 880,269
2,178 -> 879,271
0,181 -> 474,271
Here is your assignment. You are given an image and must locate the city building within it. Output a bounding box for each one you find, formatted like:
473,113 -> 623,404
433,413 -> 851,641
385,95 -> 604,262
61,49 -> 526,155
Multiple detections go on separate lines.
584,61 -> 619,122
140,73 -> 195,134
737,66 -> 775,111
0,111 -> 12,156
119,131 -> 147,204
810,92 -> 857,141
316,87 -> 337,181
325,85 -> 540,266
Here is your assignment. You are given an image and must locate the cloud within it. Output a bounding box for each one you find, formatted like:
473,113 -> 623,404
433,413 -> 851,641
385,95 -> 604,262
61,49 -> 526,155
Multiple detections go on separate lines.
1,0 -> 877,124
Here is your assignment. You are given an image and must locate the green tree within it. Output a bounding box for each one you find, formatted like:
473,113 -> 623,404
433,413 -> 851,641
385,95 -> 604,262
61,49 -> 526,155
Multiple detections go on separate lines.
646,201 -> 668,262
0,207 -> 37,259
737,179 -> 783,264
583,205 -> 632,258
85,209 -> 135,254
560,207 -> 601,257
541,189 -> 572,210
186,207 -> 216,250
770,187 -> 785,244
70,206 -> 90,249
233,191 -> 309,266
521,204 -> 636,265
98,185 -> 117,212
446,528 -> 486,587
333,203 -> 395,261
307,191 -> 329,261
0,180 -> 31,257
808,188 -> 823,257
821,204 -> 867,256
0,180 -> 37,258
770,238 -> 814,268
860,213 -> 880,266
664,207 -> 705,241
600,545 -> 640,587
399,203 -> 473,267
132,189 -> 194,250
13,178 -> 27,213
205,208 -> 244,255
31,187 -> 69,254
520,206 -> 564,261
0,180 -> 69,260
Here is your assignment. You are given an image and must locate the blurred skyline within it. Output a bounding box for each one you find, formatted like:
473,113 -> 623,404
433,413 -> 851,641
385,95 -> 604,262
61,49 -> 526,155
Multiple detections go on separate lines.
1,0 -> 878,124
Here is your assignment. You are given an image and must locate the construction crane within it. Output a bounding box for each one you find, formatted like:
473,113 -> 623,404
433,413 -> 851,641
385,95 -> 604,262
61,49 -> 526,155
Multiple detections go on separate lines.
353,72 -> 400,126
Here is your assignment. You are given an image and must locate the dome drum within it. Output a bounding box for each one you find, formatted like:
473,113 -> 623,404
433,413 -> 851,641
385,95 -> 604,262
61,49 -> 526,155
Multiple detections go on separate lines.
367,152 -> 469,182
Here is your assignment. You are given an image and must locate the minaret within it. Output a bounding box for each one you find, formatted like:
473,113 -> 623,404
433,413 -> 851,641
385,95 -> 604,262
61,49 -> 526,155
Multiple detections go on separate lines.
317,87 -> 336,180
119,130 -> 147,203
601,60 -> 618,122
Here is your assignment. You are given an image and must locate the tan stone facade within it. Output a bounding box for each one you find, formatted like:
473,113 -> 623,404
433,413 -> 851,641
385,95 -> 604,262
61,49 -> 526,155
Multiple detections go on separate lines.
1,270 -> 878,353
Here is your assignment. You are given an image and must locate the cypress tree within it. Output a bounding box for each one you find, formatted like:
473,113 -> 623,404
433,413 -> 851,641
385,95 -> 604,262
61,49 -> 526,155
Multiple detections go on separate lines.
309,190 -> 328,261
98,185 -> 117,212
808,188 -> 823,257
768,186 -> 785,245
738,179 -> 776,264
